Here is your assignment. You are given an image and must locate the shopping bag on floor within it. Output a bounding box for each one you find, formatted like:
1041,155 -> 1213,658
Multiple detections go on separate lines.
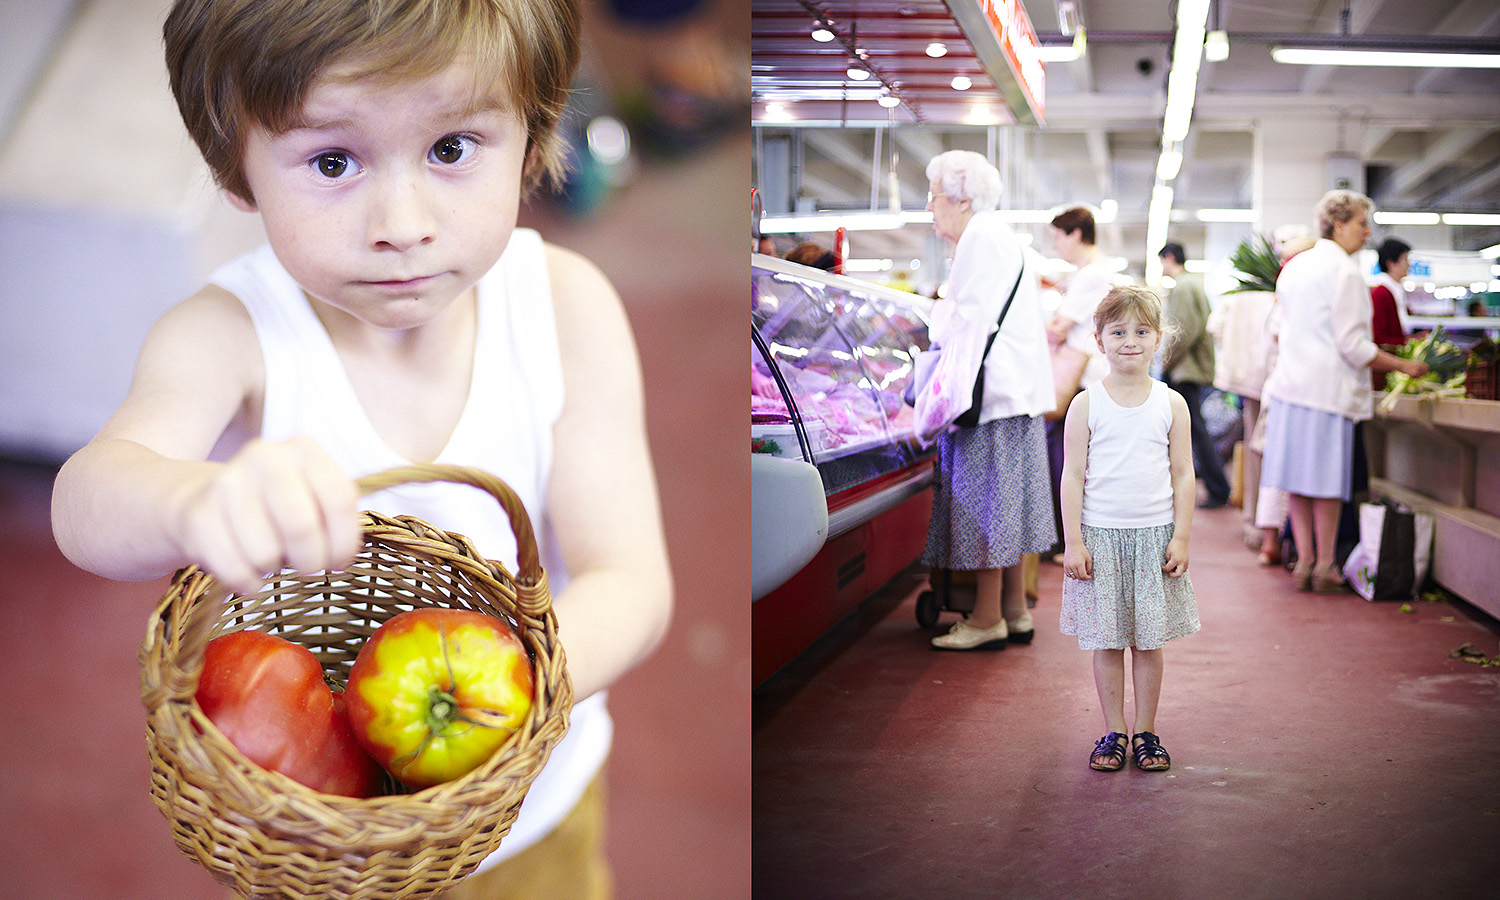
1341,501 -> 1434,601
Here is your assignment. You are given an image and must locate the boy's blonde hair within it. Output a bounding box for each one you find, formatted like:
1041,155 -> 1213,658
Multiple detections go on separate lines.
165,0 -> 580,203
1093,284 -> 1178,350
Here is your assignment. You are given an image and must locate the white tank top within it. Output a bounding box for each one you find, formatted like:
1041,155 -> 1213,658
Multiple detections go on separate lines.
1081,380 -> 1176,528
209,230 -> 610,865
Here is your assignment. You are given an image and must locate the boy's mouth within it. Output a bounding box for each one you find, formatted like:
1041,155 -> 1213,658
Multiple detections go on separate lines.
365,274 -> 439,289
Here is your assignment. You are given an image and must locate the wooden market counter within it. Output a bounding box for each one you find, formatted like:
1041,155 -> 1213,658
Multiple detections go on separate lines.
1365,393 -> 1500,620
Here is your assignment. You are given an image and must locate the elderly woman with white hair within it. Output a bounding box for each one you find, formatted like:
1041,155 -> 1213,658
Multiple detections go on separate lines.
921,150 -> 1058,650
1260,189 -> 1428,593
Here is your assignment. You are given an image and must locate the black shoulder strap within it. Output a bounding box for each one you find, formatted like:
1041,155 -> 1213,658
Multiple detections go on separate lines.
977,262 -> 1026,363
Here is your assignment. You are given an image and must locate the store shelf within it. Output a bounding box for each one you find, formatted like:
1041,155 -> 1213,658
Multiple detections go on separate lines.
1369,479 -> 1500,621
1367,392 -> 1500,619
1374,391 -> 1500,434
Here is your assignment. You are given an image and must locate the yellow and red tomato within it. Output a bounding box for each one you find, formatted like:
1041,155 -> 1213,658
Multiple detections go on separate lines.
345,608 -> 534,789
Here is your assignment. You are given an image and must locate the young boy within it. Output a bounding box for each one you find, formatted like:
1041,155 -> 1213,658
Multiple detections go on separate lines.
50,0 -> 673,896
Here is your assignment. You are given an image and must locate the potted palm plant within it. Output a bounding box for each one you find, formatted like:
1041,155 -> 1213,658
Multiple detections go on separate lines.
1225,233 -> 1281,294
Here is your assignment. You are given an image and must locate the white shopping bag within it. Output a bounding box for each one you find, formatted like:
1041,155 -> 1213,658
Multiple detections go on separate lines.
1342,502 -> 1434,601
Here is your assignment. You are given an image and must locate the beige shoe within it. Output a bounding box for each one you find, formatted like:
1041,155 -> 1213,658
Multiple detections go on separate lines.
931,619 -> 1008,651
1006,611 -> 1035,645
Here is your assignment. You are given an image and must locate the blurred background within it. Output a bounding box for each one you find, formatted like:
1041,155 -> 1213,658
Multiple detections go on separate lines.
752,0 -> 1500,293
0,0 -> 749,897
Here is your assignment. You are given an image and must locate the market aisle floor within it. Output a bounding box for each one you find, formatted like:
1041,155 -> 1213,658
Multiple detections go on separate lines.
0,132 -> 749,899
753,505 -> 1500,900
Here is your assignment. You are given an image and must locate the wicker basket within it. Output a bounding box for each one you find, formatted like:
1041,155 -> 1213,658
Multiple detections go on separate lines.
139,464 -> 573,900
1466,358 -> 1498,401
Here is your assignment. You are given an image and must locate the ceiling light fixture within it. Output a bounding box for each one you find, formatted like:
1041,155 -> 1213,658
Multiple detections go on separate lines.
876,91 -> 901,108
811,26 -> 835,42
1156,147 -> 1183,181
1204,30 -> 1229,61
1145,0 -> 1211,277
1145,184 -> 1175,284
1196,208 -> 1258,222
847,66 -> 870,81
1443,213 -> 1500,226
926,42 -> 948,58
1035,27 -> 1086,63
1272,47 -> 1500,68
951,75 -> 973,90
1373,211 -> 1441,225
1057,0 -> 1079,37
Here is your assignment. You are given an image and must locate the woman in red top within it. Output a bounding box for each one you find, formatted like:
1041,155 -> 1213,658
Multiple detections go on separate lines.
1370,237 -> 1411,348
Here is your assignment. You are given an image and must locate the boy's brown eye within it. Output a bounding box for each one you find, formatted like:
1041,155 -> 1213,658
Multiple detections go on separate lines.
431,135 -> 470,165
315,152 -> 349,178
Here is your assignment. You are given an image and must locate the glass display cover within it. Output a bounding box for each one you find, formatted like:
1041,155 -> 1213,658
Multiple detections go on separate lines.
752,255 -> 935,496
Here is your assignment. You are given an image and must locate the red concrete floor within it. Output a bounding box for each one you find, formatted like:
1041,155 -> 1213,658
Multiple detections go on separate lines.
0,135 -> 749,899
754,505 -> 1500,900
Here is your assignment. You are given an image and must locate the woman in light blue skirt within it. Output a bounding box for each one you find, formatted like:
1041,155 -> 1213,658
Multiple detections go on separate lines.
1259,191 -> 1429,592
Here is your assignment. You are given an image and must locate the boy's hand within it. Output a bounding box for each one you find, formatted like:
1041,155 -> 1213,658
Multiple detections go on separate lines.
1063,542 -> 1093,581
174,438 -> 361,595
1162,535 -> 1189,578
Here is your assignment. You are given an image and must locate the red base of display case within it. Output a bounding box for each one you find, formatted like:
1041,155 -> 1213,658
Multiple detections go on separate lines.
752,482 -> 932,687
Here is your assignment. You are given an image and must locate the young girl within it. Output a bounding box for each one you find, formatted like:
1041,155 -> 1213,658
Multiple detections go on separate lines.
1058,286 -> 1200,772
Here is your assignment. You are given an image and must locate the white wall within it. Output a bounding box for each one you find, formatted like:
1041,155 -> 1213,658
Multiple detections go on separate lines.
0,0 -> 264,461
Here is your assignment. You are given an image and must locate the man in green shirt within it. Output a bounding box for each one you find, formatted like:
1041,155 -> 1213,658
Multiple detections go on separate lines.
1159,242 -> 1231,507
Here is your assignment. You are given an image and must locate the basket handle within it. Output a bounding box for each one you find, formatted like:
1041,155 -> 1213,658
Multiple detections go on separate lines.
354,463 -> 544,583
157,464 -> 548,705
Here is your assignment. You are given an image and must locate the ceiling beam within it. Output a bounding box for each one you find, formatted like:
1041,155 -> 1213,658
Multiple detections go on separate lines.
1297,0 -> 1391,93
1414,0 -> 1500,93
1426,152 -> 1500,207
1381,126 -> 1490,199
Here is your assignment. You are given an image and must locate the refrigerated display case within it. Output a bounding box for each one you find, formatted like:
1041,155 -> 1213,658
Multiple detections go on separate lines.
752,254 -> 938,684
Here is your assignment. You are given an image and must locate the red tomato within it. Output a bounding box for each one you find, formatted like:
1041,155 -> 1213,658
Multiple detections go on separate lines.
345,608 -> 534,789
196,630 -> 384,798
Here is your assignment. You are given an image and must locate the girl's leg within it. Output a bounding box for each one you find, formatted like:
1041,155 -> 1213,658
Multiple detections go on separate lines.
1129,647 -> 1164,734
1093,649 -> 1128,734
1129,647 -> 1171,770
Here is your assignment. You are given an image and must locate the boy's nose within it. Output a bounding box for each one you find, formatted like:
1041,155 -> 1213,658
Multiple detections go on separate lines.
369,173 -> 436,251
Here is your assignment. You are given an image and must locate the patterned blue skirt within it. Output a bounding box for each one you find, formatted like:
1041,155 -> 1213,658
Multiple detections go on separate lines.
921,414 -> 1057,571
1060,523 -> 1200,651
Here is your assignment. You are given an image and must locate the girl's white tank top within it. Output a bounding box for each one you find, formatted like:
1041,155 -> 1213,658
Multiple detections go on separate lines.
1081,380 -> 1176,529
209,229 -> 609,865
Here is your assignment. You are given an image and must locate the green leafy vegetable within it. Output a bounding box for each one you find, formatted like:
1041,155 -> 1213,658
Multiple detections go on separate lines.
1225,233 -> 1281,294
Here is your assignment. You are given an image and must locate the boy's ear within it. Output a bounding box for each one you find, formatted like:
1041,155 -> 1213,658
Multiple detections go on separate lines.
225,189 -> 258,213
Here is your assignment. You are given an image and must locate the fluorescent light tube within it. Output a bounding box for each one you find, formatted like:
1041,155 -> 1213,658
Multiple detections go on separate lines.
1272,47 -> 1500,68
1157,149 -> 1183,181
1443,213 -> 1500,225
1196,208 -> 1257,222
1373,211 -> 1441,225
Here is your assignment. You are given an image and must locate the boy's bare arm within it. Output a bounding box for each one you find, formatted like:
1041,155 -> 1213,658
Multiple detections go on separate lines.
1059,391 -> 1092,579
51,288 -> 361,594
543,245 -> 673,702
